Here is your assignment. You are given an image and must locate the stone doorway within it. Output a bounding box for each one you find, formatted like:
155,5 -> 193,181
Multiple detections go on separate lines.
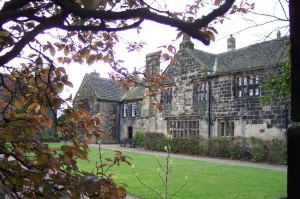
127,126 -> 133,139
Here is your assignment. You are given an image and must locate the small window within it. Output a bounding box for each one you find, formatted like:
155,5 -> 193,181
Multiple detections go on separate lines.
218,120 -> 234,137
236,76 -> 260,97
132,102 -> 136,117
195,82 -> 208,101
161,87 -> 173,104
123,104 -> 128,117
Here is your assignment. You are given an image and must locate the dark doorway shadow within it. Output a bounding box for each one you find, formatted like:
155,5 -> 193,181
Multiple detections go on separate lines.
128,126 -> 133,139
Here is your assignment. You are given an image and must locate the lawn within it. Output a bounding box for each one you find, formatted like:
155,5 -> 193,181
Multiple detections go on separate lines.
51,144 -> 287,199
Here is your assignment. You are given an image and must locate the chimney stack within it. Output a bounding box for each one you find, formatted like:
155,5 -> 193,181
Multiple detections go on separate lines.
227,35 -> 236,51
179,33 -> 194,50
145,51 -> 161,75
277,30 -> 281,39
90,69 -> 100,77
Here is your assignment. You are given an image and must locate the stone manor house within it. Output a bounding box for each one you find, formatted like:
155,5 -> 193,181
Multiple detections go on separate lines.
74,33 -> 288,142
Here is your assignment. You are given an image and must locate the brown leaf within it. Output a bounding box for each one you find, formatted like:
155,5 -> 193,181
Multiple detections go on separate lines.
45,117 -> 52,128
214,0 -> 221,6
87,134 -> 93,144
49,46 -> 56,56
27,103 -> 39,113
240,8 -> 248,14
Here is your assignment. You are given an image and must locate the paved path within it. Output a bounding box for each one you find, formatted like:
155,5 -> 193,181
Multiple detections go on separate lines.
90,144 -> 287,171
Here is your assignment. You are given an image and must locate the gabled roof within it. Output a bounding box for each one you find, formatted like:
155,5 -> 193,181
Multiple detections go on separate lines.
121,85 -> 144,101
76,73 -> 144,102
215,37 -> 288,73
163,36 -> 288,81
80,73 -> 125,101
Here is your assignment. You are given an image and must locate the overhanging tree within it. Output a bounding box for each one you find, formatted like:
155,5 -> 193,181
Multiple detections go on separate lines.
0,0 -> 255,198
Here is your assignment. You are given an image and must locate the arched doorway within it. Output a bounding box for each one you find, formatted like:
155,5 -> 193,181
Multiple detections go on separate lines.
127,126 -> 133,139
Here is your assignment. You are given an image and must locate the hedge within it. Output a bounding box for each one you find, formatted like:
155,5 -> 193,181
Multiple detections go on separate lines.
135,132 -> 286,165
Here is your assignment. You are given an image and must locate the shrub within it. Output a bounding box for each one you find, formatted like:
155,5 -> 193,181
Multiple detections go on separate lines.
133,131 -> 145,147
250,137 -> 269,162
208,137 -> 232,158
170,137 -> 200,155
141,133 -> 286,165
144,132 -> 166,151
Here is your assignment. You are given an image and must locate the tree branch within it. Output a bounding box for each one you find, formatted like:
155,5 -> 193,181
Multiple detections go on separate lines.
0,13 -> 66,66
194,0 -> 235,28
59,18 -> 144,32
53,0 -> 236,45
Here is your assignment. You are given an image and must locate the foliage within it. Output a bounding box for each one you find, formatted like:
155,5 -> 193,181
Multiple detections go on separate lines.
261,52 -> 291,107
143,134 -> 287,165
259,28 -> 290,107
0,0 -> 255,197
133,131 -> 145,147
144,132 -> 166,151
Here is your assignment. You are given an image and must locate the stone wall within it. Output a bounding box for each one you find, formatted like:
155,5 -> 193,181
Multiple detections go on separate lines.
135,48 -> 287,140
210,69 -> 287,139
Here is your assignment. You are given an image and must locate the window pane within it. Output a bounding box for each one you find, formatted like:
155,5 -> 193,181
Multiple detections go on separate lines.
255,87 -> 260,96
239,89 -> 242,97
220,122 -> 225,136
249,76 -> 253,84
249,88 -> 253,96
238,77 -> 242,85
243,87 -> 248,96
244,77 -> 247,85
230,122 -> 234,136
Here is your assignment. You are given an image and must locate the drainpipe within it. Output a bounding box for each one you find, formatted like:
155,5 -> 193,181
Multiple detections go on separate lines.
208,81 -> 212,138
117,103 -> 121,142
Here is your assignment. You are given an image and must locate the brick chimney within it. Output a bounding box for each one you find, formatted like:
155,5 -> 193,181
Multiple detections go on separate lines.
179,33 -> 194,50
227,34 -> 236,51
145,51 -> 161,75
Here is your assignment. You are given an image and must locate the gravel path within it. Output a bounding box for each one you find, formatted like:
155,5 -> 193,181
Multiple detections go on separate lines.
90,144 -> 287,171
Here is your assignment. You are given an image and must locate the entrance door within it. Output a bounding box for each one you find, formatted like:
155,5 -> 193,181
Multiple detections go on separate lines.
128,126 -> 133,139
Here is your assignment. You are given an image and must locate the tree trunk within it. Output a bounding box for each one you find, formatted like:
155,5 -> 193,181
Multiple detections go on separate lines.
288,0 -> 300,198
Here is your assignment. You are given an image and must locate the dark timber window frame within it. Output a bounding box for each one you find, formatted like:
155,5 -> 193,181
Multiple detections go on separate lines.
123,103 -> 128,117
195,82 -> 208,101
161,87 -> 173,104
236,76 -> 260,98
218,119 -> 234,137
168,120 -> 200,138
131,101 -> 136,117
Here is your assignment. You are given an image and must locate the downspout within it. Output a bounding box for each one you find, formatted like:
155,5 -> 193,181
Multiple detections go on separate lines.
117,102 -> 121,142
208,57 -> 217,138
208,81 -> 212,138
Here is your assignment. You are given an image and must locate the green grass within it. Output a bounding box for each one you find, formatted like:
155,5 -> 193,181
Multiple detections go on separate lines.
51,144 -> 287,199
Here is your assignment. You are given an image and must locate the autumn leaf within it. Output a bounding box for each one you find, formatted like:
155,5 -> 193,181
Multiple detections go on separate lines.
87,134 -> 93,144
27,103 -> 39,113
87,54 -> 96,65
240,8 -> 248,14
45,117 -> 52,128
49,46 -> 56,56
214,0 -> 222,6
